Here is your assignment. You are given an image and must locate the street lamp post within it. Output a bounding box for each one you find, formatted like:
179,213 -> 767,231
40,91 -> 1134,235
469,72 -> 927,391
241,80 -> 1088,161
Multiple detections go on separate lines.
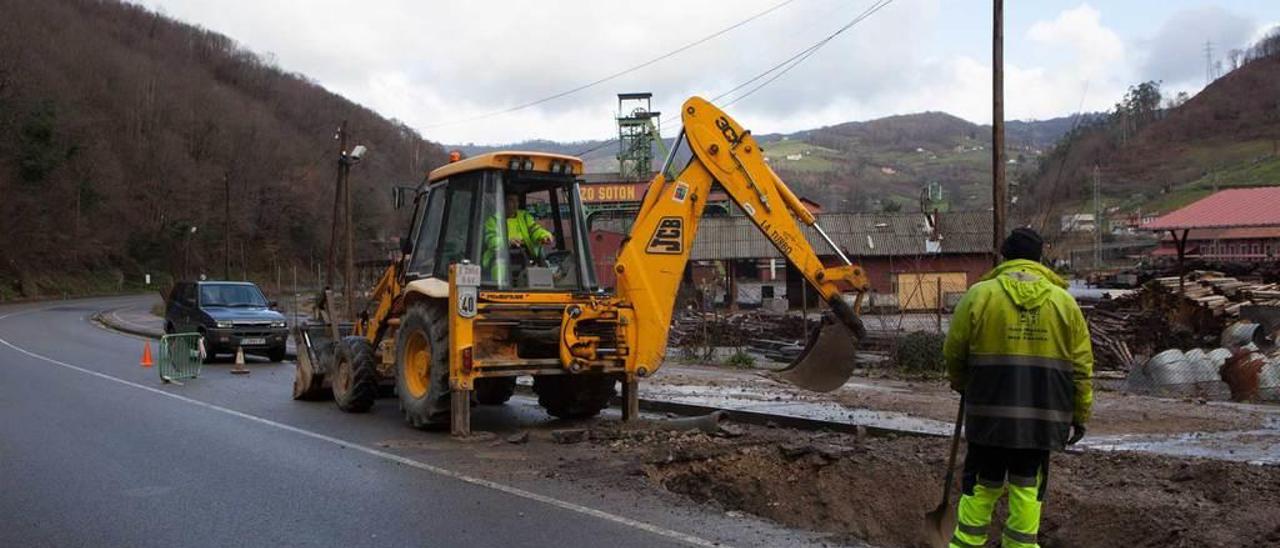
183,225 -> 198,280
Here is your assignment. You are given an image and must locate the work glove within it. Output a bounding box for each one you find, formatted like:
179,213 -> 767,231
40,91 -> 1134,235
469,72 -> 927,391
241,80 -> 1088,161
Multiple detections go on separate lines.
949,376 -> 967,395
1067,422 -> 1086,445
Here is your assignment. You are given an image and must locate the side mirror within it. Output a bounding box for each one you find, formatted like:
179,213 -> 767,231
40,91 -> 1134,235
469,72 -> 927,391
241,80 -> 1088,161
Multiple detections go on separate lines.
268,300 -> 279,309
392,185 -> 417,210
400,236 -> 412,255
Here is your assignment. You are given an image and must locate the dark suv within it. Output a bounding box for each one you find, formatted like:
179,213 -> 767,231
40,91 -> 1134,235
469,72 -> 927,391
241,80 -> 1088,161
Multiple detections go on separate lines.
165,281 -> 288,362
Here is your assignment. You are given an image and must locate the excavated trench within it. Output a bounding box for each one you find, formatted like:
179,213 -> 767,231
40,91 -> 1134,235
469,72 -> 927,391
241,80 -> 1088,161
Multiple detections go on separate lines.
637,429 -> 1280,547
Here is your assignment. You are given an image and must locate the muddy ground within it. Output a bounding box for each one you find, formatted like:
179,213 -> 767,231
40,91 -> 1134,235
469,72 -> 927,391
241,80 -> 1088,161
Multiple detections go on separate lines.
541,420 -> 1280,547
650,363 -> 1271,437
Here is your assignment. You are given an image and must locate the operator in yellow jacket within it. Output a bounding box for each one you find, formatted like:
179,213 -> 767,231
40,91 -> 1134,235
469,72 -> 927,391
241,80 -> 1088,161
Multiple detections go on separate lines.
945,228 -> 1093,548
483,193 -> 553,271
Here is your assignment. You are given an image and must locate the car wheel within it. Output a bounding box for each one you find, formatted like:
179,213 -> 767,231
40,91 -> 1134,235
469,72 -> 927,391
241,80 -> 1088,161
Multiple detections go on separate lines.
267,345 -> 287,363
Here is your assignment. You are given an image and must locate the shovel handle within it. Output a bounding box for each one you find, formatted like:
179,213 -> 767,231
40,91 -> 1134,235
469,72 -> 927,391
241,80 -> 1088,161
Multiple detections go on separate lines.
940,395 -> 966,504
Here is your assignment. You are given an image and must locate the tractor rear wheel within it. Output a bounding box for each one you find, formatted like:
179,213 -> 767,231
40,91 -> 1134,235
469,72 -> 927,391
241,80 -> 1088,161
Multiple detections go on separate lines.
533,374 -> 618,419
331,336 -> 378,413
395,302 -> 451,429
474,377 -> 517,405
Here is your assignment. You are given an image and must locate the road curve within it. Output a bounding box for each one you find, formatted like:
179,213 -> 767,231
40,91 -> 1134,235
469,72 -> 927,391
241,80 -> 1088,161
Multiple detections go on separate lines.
0,296 -> 824,548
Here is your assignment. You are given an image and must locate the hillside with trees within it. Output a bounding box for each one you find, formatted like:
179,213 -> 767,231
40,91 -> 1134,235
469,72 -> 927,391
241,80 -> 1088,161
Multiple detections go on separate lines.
1020,27 -> 1280,235
0,0 -> 447,298
456,112 -> 1082,214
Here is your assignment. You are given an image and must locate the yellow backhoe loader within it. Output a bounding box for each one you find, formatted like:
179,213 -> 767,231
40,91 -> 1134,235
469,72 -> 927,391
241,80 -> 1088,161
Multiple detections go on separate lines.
292,96 -> 870,435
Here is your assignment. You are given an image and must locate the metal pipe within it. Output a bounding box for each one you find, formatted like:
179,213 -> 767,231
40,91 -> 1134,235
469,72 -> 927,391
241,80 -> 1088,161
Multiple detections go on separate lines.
813,223 -> 852,265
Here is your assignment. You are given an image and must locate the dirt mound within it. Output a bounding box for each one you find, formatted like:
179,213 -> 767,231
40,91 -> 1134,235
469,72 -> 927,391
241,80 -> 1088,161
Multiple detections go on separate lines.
635,428 -> 1280,547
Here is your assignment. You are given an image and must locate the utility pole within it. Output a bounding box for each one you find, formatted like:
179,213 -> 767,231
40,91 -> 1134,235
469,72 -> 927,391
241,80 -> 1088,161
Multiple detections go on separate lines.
991,0 -> 1006,266
344,146 -> 356,323
327,121 -> 347,290
224,172 -> 231,280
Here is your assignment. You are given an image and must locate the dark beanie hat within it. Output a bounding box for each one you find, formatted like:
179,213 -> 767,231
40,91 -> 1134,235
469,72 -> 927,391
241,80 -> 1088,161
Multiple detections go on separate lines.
1001,227 -> 1044,262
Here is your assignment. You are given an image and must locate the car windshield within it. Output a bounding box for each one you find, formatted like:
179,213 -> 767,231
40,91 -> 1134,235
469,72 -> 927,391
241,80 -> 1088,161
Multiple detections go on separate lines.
200,284 -> 268,307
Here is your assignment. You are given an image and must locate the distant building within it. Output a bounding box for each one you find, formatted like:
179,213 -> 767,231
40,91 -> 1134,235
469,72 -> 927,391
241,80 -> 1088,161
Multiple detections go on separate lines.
1060,213 -> 1097,233
1144,187 -> 1280,263
689,211 -> 993,310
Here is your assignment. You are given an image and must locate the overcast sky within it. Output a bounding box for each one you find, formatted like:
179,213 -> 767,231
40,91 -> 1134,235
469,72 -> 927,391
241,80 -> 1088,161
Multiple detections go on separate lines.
138,1 -> 1280,145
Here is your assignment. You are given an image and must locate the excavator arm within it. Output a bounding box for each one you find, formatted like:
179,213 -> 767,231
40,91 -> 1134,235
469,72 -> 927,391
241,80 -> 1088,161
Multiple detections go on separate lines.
613,96 -> 870,391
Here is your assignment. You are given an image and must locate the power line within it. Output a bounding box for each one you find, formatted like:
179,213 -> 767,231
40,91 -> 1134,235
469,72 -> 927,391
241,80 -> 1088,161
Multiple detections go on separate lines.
426,0 -> 798,130
719,0 -> 894,107
576,0 -> 895,157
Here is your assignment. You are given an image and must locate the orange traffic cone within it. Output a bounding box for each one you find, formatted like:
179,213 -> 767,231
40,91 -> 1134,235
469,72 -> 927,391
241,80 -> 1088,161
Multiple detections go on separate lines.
231,346 -> 250,375
140,341 -> 154,368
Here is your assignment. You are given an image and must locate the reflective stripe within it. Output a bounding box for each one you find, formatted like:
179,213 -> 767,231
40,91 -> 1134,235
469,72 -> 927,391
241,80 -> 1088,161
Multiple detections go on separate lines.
967,404 -> 1072,423
957,521 -> 988,536
977,476 -> 1006,489
1009,473 -> 1039,488
970,354 -> 1073,372
949,534 -> 985,548
1004,528 -> 1038,544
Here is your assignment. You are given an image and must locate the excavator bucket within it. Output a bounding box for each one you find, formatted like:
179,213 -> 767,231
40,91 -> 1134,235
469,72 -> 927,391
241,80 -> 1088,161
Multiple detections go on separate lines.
772,316 -> 860,392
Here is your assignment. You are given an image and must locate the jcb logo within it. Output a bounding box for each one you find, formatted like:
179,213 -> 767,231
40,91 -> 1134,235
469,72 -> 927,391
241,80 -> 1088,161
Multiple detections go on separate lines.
646,217 -> 683,254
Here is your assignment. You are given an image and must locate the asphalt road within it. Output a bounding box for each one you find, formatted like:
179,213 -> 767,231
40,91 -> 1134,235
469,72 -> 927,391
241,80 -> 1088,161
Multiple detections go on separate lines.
0,296 -> 826,548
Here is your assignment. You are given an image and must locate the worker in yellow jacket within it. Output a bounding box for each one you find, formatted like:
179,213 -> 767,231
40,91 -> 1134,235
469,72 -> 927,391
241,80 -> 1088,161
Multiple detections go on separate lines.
945,228 -> 1093,548
483,193 -> 554,272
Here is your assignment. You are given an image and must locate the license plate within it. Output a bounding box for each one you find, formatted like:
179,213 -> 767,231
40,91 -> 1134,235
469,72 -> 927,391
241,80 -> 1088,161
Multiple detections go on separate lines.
240,338 -> 266,345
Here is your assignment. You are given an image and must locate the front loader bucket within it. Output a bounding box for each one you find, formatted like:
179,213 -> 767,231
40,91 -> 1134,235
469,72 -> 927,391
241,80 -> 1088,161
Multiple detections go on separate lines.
771,317 -> 860,392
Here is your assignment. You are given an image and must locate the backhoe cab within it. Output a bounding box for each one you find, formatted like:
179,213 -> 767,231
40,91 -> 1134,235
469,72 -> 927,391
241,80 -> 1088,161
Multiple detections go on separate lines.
293,97 -> 869,436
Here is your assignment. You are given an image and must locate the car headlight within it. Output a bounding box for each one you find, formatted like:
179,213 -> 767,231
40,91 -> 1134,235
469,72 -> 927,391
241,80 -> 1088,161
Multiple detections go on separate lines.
216,321 -> 234,329
271,321 -> 286,328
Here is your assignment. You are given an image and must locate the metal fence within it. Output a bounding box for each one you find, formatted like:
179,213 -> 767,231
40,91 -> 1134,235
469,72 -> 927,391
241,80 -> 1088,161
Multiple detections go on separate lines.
159,333 -> 204,382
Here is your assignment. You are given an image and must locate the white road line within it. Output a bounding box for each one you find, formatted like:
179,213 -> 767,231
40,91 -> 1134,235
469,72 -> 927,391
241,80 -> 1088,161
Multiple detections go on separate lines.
0,307 -> 724,548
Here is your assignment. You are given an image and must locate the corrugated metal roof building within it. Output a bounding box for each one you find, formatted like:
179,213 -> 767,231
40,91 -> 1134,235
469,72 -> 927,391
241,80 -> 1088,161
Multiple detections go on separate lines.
687,211 -> 994,310
690,211 -> 991,260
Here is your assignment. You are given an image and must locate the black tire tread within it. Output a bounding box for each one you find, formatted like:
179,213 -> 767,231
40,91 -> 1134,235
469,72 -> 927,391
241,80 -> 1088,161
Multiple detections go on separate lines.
395,302 -> 451,429
474,377 -> 517,405
332,336 -> 378,413
533,374 -> 617,419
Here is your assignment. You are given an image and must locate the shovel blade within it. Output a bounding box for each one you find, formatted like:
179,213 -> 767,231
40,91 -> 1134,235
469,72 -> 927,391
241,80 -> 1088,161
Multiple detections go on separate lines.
923,502 -> 957,548
772,319 -> 859,392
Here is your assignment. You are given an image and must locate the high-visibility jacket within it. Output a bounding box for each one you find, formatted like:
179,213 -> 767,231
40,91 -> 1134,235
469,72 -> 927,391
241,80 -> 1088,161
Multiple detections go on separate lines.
483,210 -> 552,267
945,259 -> 1093,450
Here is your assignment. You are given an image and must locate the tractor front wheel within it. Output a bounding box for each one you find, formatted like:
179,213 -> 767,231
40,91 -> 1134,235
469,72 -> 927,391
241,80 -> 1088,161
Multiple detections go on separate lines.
533,374 -> 618,419
474,377 -> 517,405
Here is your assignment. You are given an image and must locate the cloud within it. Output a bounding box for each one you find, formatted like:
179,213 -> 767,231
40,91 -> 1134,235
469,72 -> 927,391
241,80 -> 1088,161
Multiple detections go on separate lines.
134,1 -> 1262,144
1138,6 -> 1256,87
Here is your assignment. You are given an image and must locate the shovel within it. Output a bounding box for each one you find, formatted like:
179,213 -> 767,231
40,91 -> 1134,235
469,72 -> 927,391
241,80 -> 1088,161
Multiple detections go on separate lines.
924,395 -> 966,547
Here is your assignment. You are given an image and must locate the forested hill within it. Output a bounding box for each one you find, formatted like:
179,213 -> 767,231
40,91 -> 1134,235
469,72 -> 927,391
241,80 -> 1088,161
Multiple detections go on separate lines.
1021,28 -> 1280,232
0,0 -> 447,298
456,112 -> 1084,213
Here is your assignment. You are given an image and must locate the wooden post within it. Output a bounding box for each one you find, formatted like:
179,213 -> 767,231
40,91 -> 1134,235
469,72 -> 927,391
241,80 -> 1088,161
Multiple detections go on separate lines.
1173,229 -> 1189,294
327,121 -> 346,290
344,157 -> 355,322
622,378 -> 639,421
224,172 -> 231,280
991,0 -> 1006,266
726,260 -> 738,312
936,277 -> 943,333
451,388 -> 472,437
